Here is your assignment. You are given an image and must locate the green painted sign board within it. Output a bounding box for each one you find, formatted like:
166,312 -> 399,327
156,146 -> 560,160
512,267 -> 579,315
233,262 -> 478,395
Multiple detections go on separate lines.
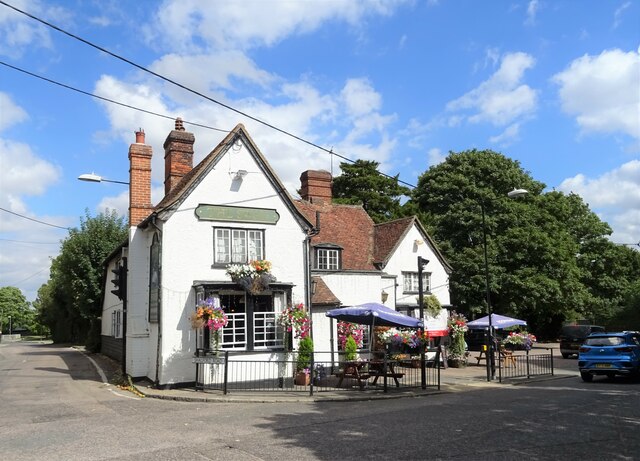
195,204 -> 280,225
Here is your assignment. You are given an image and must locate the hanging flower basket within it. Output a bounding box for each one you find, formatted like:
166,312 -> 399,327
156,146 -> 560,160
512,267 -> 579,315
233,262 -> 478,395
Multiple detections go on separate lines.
226,260 -> 276,294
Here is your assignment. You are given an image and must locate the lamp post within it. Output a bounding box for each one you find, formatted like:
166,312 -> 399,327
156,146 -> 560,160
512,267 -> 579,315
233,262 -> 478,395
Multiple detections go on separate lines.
417,256 -> 429,389
8,316 -> 12,335
78,173 -> 129,185
481,188 -> 529,381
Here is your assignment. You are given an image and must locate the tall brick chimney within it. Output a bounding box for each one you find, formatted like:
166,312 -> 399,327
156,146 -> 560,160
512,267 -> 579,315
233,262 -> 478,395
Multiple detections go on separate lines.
163,117 -> 194,195
129,129 -> 153,227
300,170 -> 333,204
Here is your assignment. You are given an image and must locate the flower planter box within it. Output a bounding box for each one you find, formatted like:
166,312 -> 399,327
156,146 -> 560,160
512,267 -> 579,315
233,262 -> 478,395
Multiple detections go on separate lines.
294,371 -> 310,386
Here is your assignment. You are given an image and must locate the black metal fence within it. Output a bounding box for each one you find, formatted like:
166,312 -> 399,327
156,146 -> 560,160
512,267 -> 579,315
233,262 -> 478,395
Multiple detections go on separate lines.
498,347 -> 554,382
194,349 -> 442,395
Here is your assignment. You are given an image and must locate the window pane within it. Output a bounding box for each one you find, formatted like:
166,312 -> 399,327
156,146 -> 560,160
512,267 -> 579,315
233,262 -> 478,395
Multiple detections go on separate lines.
232,230 -> 247,263
317,249 -> 339,270
215,229 -> 230,263
248,230 -> 263,261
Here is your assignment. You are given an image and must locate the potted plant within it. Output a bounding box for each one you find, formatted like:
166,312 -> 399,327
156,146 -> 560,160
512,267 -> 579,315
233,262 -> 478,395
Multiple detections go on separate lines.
344,335 -> 358,361
295,336 -> 314,385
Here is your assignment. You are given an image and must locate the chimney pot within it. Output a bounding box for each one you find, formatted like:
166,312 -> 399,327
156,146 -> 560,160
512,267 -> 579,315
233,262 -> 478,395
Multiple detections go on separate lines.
135,129 -> 145,144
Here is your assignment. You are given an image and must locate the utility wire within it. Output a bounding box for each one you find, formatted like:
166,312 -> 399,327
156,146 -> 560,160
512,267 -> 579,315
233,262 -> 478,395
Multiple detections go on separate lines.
0,0 -> 416,189
0,207 -> 71,230
0,238 -> 59,245
0,61 -> 229,133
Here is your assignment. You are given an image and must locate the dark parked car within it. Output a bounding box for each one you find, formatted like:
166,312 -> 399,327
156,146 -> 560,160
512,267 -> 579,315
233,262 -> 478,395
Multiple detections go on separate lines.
559,324 -> 605,358
578,331 -> 640,382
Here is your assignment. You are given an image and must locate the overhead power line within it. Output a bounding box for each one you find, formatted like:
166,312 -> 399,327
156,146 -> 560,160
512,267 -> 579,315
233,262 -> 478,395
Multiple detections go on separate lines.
0,0 -> 416,189
0,61 -> 229,134
0,207 -> 71,230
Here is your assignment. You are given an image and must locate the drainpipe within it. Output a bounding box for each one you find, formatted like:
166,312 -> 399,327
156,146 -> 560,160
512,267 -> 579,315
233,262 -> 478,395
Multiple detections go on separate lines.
150,216 -> 163,387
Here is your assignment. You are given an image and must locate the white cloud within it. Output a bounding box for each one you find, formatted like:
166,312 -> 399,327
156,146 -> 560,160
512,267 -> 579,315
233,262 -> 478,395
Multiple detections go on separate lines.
558,160 -> 640,243
489,123 -> 520,145
613,1 -> 631,29
340,78 -> 382,117
0,92 -> 29,132
446,52 -> 538,127
144,0 -> 408,53
0,138 -> 61,203
427,147 -> 446,166
0,0 -> 68,58
525,0 -> 539,26
552,48 -> 640,140
150,51 -> 276,93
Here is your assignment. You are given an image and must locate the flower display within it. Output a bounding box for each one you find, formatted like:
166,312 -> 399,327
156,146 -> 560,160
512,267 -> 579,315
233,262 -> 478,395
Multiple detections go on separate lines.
226,260 -> 275,294
190,297 -> 229,332
447,311 -> 468,336
377,327 -> 429,350
503,331 -> 537,350
447,311 -> 469,362
189,297 -> 229,352
337,321 -> 364,349
278,302 -> 310,339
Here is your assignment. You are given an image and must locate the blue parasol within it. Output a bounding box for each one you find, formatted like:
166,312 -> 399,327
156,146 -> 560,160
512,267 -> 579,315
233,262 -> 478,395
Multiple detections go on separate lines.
326,302 -> 424,329
467,313 -> 527,330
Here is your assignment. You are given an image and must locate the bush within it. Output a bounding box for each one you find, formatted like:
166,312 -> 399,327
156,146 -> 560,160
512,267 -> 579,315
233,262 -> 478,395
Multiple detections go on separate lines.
344,335 -> 357,361
296,336 -> 314,372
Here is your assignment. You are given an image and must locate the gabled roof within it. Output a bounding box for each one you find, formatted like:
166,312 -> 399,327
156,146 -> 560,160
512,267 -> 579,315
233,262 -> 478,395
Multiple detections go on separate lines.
294,200 -> 377,271
140,124 -> 312,231
374,216 -> 452,273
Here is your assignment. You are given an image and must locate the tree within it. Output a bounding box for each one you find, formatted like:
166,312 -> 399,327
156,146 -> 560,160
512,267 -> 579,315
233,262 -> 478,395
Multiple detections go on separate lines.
0,286 -> 35,333
37,209 -> 127,347
410,149 -> 636,338
332,160 -> 411,223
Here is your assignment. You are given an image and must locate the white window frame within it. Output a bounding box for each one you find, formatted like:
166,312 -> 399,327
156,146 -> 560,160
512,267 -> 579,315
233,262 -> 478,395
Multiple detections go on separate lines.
402,271 -> 431,294
316,248 -> 340,270
214,228 -> 264,264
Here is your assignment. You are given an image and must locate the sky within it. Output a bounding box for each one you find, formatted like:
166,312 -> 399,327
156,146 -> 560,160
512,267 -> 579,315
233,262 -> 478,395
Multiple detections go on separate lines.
0,0 -> 638,303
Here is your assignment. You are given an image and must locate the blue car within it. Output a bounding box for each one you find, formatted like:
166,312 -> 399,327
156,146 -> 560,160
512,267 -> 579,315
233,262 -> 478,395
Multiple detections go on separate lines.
578,331 -> 640,382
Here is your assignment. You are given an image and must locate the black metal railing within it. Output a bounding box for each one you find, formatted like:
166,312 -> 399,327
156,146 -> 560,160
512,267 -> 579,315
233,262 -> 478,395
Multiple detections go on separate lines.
194,348 -> 442,395
498,347 -> 554,382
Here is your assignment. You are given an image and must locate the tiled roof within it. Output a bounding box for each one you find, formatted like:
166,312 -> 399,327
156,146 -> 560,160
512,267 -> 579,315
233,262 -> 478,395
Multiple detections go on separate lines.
311,276 -> 341,306
373,216 -> 415,265
294,200 -> 377,270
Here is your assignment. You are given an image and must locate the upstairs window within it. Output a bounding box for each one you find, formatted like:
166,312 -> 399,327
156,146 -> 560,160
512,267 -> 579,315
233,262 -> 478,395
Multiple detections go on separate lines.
214,228 -> 264,265
315,247 -> 341,270
403,271 -> 431,294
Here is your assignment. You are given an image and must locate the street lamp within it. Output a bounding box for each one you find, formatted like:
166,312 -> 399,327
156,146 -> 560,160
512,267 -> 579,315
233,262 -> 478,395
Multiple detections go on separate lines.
482,188 -> 529,381
78,173 -> 129,185
8,316 -> 12,335
417,256 -> 429,389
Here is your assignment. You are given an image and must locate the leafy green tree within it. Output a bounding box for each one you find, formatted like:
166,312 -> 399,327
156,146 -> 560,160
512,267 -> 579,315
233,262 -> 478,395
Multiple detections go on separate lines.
332,160 -> 411,223
37,209 -> 127,348
0,286 -> 35,333
410,149 -> 636,338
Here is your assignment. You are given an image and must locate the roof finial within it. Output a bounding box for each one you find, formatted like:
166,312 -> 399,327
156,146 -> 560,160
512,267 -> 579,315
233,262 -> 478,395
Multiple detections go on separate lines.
175,117 -> 185,131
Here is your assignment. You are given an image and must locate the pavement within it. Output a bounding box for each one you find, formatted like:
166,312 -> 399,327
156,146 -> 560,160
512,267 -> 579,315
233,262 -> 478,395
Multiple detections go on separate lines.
92,343 -> 578,403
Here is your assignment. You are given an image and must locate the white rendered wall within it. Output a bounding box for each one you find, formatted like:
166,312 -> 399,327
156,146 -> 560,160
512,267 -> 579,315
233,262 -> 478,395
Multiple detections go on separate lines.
384,225 -> 451,307
157,140 -> 308,385
102,258 -> 123,337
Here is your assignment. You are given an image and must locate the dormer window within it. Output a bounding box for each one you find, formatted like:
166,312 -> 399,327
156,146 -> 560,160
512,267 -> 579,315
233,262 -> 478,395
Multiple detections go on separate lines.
314,243 -> 342,270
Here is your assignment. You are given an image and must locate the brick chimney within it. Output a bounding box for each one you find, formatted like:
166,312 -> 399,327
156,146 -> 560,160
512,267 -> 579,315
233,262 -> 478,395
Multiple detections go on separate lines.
163,117 -> 194,195
300,170 -> 333,204
129,128 -> 153,227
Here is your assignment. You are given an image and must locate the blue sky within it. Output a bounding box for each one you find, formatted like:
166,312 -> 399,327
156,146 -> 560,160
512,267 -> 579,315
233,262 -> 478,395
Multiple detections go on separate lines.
1,0 -> 638,302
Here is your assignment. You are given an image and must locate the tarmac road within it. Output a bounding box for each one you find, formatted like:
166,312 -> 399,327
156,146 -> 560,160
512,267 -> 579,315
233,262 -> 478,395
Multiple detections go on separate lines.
1,340 -> 638,460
